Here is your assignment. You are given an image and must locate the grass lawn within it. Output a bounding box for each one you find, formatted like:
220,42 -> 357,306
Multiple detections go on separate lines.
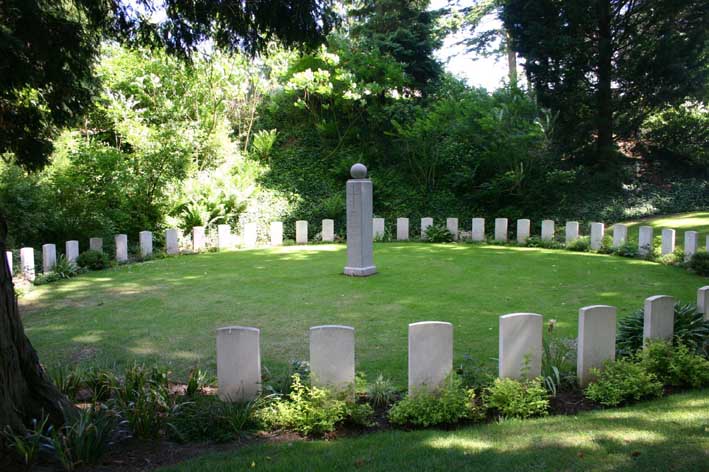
160,389 -> 709,472
619,211 -> 709,248
21,243 -> 707,386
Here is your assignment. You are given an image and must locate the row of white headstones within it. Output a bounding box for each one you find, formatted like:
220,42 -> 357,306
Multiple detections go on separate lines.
9,217 -> 707,280
218,288 -> 709,402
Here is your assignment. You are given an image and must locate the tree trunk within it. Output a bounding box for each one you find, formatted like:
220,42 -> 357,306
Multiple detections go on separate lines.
505,29 -> 518,86
0,212 -> 75,432
596,0 -> 614,164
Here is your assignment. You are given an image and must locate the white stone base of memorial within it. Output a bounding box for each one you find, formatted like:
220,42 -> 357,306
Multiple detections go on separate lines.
343,265 -> 377,277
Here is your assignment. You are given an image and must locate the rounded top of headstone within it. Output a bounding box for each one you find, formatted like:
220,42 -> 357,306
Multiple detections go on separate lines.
350,163 -> 367,179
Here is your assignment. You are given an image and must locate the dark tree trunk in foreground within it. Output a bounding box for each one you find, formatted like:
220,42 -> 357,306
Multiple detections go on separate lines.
0,213 -> 75,431
596,0 -> 614,164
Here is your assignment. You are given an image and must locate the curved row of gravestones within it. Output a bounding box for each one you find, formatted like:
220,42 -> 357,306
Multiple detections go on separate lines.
8,217 -> 707,281
217,288 -> 709,402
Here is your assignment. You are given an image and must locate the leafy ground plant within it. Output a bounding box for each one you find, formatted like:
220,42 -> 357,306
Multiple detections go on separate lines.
584,358 -> 663,406
484,377 -> 549,419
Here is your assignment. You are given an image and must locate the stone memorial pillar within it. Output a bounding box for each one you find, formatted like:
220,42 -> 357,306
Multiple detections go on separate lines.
661,229 -> 675,255
472,218 -> 485,241
499,313 -> 542,379
192,226 -> 206,252
577,305 -> 616,386
296,220 -> 308,244
565,221 -> 579,244
612,224 -> 627,248
321,219 -> 335,242
446,218 -> 459,240
541,220 -> 555,241
5,251 -> 12,276
344,164 -> 376,276
517,219 -> 530,243
420,217 -> 433,240
270,222 -> 283,246
20,247 -> 35,281
684,231 -> 697,261
139,231 -> 153,257
42,244 -> 56,273
115,234 -> 128,262
165,229 -> 179,255
373,218 -> 385,240
396,217 -> 409,241
216,326 -> 261,402
590,222 -> 605,250
408,321 -> 453,394
638,226 -> 653,256
698,286 -> 709,321
310,325 -> 355,393
65,241 -> 79,263
494,218 -> 508,242
89,237 -> 103,252
243,223 -> 257,248
217,224 -> 231,250
644,295 -> 674,342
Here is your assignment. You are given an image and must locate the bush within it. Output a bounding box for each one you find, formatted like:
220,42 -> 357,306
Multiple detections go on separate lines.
83,368 -> 118,402
566,236 -> 590,252
526,236 -> 564,249
113,365 -> 173,439
688,252 -> 709,276
49,366 -> 84,402
1,414 -> 51,468
366,374 -> 398,408
584,358 -> 663,406
53,255 -> 81,279
484,377 -> 549,419
49,405 -> 119,471
168,395 -> 262,443
424,224 -> 454,243
388,374 -> 479,427
33,272 -> 62,285
616,302 -> 709,357
613,241 -> 639,258
638,340 -> 709,388
541,320 -> 577,396
456,354 -> 495,390
76,250 -> 110,270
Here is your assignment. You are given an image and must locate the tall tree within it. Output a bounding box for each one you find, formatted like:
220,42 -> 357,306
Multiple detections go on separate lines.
0,0 -> 335,432
502,0 -> 709,166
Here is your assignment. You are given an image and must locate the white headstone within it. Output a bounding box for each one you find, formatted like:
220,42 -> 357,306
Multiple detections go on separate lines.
296,220 -> 308,244
590,223 -> 605,250
644,295 -> 675,342
408,321 -> 453,394
396,217 -> 409,241
115,234 -> 128,262
243,223 -> 257,248
216,326 -> 261,402
165,229 -> 179,255
42,244 -> 56,273
446,218 -> 459,240
139,231 -> 153,257
541,220 -> 555,241
612,223 -> 627,248
698,286 -> 709,321
577,305 -> 616,386
661,229 -> 675,256
373,218 -> 385,239
270,222 -> 283,246
310,325 -> 355,392
499,313 -> 542,379
494,218 -> 508,242
65,240 -> 79,263
565,221 -> 579,244
420,217 -> 433,240
192,226 -> 206,252
20,247 -> 35,281
89,237 -> 103,252
5,251 -> 12,276
344,164 -> 376,276
638,226 -> 653,256
472,218 -> 485,241
321,219 -> 335,242
217,224 -> 232,250
684,231 -> 698,261
517,219 -> 530,243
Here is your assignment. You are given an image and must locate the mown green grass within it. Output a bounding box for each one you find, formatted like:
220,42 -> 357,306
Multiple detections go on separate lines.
21,243 -> 707,385
619,211 -> 709,248
160,390 -> 709,472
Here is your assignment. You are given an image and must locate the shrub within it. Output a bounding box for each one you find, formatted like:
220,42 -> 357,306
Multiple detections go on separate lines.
584,358 -> 663,406
566,236 -> 590,252
262,360 -> 310,395
388,374 -> 479,427
484,377 -> 549,419
688,252 -> 709,276
526,236 -> 564,249
168,395 -> 262,443
366,374 -> 398,408
616,302 -> 709,357
424,224 -> 454,243
76,250 -> 110,270
33,272 -> 62,285
49,405 -> 119,471
53,255 -> 81,279
541,320 -> 577,396
49,366 -> 84,402
114,365 -> 173,439
456,354 -> 495,390
83,368 -> 118,402
1,414 -> 51,468
613,241 -> 639,258
638,340 -> 709,388
343,402 -> 375,428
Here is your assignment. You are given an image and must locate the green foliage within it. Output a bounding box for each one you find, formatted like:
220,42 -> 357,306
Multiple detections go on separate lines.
541,321 -> 576,396
566,236 -> 590,252
638,340 -> 709,389
53,255 -> 81,279
343,402 -> 376,428
33,272 -> 63,286
616,302 -> 709,357
483,377 -> 549,419
76,250 -> 110,271
424,224 -> 454,243
49,366 -> 84,402
113,365 -> 173,439
688,252 -> 709,276
185,368 -> 210,397
388,374 -> 479,427
366,374 -> 399,408
584,359 -> 663,407
612,241 -> 639,258
262,360 -> 311,396
49,405 -> 118,471
456,355 -> 496,390
1,414 -> 51,468
525,235 -> 564,250
83,367 -> 118,402
168,396 -> 262,443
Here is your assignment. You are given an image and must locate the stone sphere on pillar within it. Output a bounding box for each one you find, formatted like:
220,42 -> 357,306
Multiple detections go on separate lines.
350,163 -> 367,179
